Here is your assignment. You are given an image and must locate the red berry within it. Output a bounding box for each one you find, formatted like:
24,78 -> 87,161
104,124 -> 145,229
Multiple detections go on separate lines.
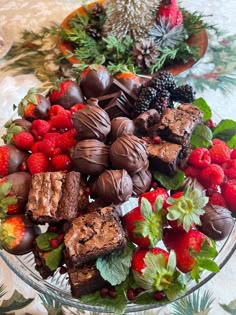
221,183 -> 236,212
100,288 -> 109,298
13,131 -> 34,151
58,129 -> 76,152
38,139 -> 61,157
222,159 -> 236,179
49,111 -> 73,130
50,238 -> 59,249
0,146 -> 9,177
185,166 -> 201,179
59,266 -> 67,274
31,120 -> 51,140
48,105 -> 65,118
230,148 -> 236,159
27,152 -> 49,174
31,141 -> 42,153
209,141 -> 230,164
188,148 -> 211,169
51,154 -> 72,171
206,119 -> 216,129
139,187 -> 169,208
208,192 -> 227,207
199,164 -> 225,188
154,291 -> 166,300
127,288 -> 135,301
70,103 -> 85,114
108,289 -> 117,298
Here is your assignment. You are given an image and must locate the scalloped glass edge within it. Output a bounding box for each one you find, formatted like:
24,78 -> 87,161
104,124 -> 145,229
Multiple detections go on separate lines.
0,110 -> 235,313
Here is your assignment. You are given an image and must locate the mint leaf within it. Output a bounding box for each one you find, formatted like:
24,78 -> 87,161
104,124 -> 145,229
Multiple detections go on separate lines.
226,134 -> 236,149
213,119 -> 236,142
96,241 -> 135,286
153,169 -> 185,190
191,124 -> 212,148
193,97 -> 212,121
36,232 -> 58,251
45,243 -> 64,271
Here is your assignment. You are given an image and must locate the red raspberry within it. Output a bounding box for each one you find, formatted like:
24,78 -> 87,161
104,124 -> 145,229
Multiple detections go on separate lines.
209,139 -> 230,164
206,119 -> 216,129
58,129 -> 77,152
188,148 -> 211,169
49,111 -> 73,130
38,139 -> 61,157
48,105 -> 65,118
27,152 -> 49,174
221,183 -> 236,212
208,192 -> 227,207
13,131 -> 34,151
0,146 -> 9,177
31,120 -> 51,140
184,166 -> 201,179
230,148 -> 236,159
51,154 -> 72,171
70,103 -> 85,114
199,164 -> 225,188
222,159 -> 236,179
31,141 -> 42,153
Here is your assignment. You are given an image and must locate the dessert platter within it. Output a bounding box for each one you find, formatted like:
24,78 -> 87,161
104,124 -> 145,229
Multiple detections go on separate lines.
0,66 -> 235,314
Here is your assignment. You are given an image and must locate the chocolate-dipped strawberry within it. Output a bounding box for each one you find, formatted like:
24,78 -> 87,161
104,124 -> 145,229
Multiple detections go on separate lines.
0,144 -> 29,177
72,139 -> 110,175
131,168 -> 152,196
0,172 -> 32,217
198,204 -> 234,241
72,100 -> 111,141
0,214 -> 39,255
17,88 -> 51,121
115,72 -> 142,95
110,134 -> 148,174
48,80 -> 84,109
110,117 -> 135,141
79,65 -> 113,99
91,169 -> 133,205
2,118 -> 32,145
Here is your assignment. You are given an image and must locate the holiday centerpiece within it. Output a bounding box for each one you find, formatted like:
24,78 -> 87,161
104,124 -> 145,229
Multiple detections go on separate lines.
59,0 -> 210,75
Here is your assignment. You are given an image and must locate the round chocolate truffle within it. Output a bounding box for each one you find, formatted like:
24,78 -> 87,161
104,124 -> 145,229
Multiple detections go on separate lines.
72,103 -> 111,142
110,134 -> 148,174
198,204 -> 235,241
111,117 -> 135,141
91,169 -> 133,205
72,139 -> 110,175
79,65 -> 113,99
132,168 -> 152,197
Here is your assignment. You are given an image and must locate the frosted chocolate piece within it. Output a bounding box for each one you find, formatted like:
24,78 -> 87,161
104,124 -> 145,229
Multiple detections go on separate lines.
131,168 -> 152,196
27,171 -> 88,224
134,109 -> 160,135
72,103 -> 111,142
147,140 -> 182,175
106,78 -> 138,103
111,116 -> 135,140
64,207 -> 126,266
178,103 -> 203,122
91,169 -> 133,205
72,139 -> 110,175
110,134 -> 148,174
198,204 -> 234,241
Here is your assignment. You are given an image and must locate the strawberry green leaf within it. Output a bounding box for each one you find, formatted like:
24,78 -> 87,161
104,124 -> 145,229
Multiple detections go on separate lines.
193,97 -> 212,122
167,250 -> 176,274
153,169 -> 185,191
190,239 -> 218,260
154,196 -> 164,213
45,243 -> 64,271
190,124 -> 213,148
36,232 -> 58,251
96,240 -> 135,286
191,264 -> 200,283
165,274 -> 186,301
197,258 -> 219,273
213,119 -> 236,142
0,182 -> 13,197
140,197 -> 153,218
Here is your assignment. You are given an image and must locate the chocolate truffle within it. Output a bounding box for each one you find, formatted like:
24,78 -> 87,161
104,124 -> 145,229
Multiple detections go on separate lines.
91,169 -> 133,205
110,134 -> 148,174
111,117 -> 135,140
72,139 -> 110,175
79,65 -> 113,99
132,168 -> 152,196
72,102 -> 111,142
198,204 -> 234,241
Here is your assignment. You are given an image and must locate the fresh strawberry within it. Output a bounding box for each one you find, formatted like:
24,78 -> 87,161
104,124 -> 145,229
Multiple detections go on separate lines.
0,214 -> 39,255
123,196 -> 166,248
221,182 -> 236,212
139,187 -> 169,208
48,105 -> 66,118
58,128 -> 77,152
131,248 -> 184,299
27,152 -> 49,174
0,145 -> 9,177
31,119 -> 51,141
156,0 -> 183,28
51,154 -> 72,171
163,228 -> 219,282
165,188 -> 208,232
49,110 -> 73,131
48,80 -> 84,109
12,131 -> 34,151
17,88 -> 51,122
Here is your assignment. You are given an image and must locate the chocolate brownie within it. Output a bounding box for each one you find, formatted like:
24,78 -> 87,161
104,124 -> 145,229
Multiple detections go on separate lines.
66,262 -> 107,297
34,245 -> 55,279
27,171 -> 88,224
64,207 -> 126,267
134,109 -> 160,135
147,140 -> 182,175
177,103 -> 203,123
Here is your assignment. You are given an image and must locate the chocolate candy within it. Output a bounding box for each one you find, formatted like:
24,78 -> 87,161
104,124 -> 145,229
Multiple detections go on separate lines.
91,169 -> 133,205
72,139 -> 110,175
110,134 -> 148,174
72,102 -> 111,142
198,204 -> 234,241
131,168 -> 152,196
111,117 -> 135,140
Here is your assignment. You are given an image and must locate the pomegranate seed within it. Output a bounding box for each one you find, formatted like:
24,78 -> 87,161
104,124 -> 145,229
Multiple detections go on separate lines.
153,136 -> 161,144
134,287 -> 144,296
47,226 -> 59,232
127,288 -> 135,301
57,233 -> 65,244
108,289 -> 117,298
153,291 -> 166,300
207,119 -> 216,129
20,162 -> 27,171
59,266 -> 67,274
50,238 -> 59,249
151,182 -> 158,189
100,287 -> 109,298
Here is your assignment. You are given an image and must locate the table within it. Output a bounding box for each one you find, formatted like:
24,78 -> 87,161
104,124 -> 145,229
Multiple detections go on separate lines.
0,0 -> 236,314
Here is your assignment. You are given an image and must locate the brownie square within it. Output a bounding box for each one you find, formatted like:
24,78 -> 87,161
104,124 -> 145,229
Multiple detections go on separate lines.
134,109 -> 160,135
64,207 -> 126,267
178,103 -> 203,123
27,171 -> 88,224
147,140 -> 182,175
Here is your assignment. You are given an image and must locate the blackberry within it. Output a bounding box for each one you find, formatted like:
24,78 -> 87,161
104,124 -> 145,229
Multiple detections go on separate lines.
134,86 -> 157,114
152,90 -> 172,114
171,85 -> 196,103
148,71 -> 177,92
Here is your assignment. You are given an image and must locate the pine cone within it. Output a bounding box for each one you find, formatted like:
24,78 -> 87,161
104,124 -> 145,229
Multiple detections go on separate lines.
90,3 -> 106,20
132,39 -> 159,69
85,24 -> 102,40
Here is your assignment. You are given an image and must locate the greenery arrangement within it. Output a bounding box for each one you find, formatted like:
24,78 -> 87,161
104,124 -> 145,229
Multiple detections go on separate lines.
59,0 -> 215,75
